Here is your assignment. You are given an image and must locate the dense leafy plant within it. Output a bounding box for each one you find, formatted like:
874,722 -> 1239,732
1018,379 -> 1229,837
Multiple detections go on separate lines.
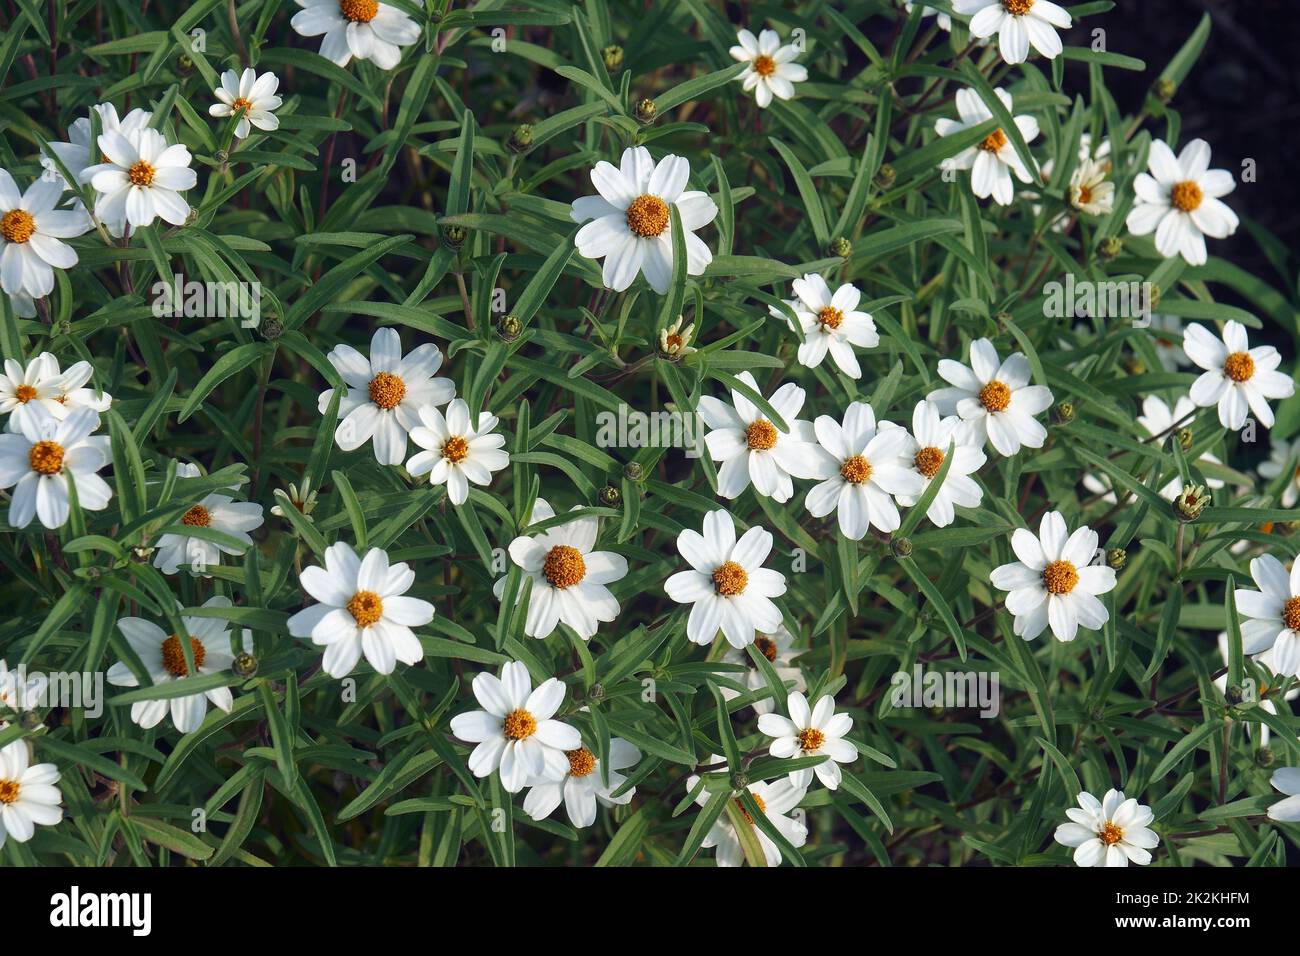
0,0 -> 1298,868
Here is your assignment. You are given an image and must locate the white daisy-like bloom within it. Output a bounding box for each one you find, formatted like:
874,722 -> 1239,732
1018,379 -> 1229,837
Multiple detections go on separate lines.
449,660 -> 582,794
936,88 -> 1039,206
569,146 -> 718,294
927,338 -> 1053,457
153,463 -> 265,575
1266,768 -> 1300,823
770,274 -> 879,378
1214,631 -> 1297,748
522,737 -> 641,828
87,127 -> 196,230
728,28 -> 807,109
316,327 -> 455,466
0,659 -> 47,715
954,0 -> 1071,64
990,511 -> 1117,642
44,104 -> 152,194
805,401 -> 923,539
1183,321 -> 1294,431
893,399 -> 986,528
0,407 -> 111,529
492,497 -> 626,641
290,0 -> 420,70
0,740 -> 62,848
1054,789 -> 1159,867
0,351 -> 111,433
106,597 -> 241,734
720,625 -> 805,715
1258,438 -> 1300,508
903,2 -> 951,31
758,692 -> 858,791
687,759 -> 808,867
1067,157 -> 1114,215
287,542 -> 434,678
698,370 -> 825,503
664,508 -> 786,648
1233,553 -> 1300,678
209,68 -> 282,139
0,170 -> 91,300
1147,313 -> 1189,371
406,398 -> 509,506
1126,138 -> 1237,266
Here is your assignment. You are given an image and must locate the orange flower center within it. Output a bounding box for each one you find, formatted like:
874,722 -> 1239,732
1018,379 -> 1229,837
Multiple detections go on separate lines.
1002,0 -> 1034,14
543,544 -> 586,588
128,160 -> 155,187
1042,560 -> 1078,595
181,504 -> 211,527
346,590 -> 383,627
797,727 -> 826,751
979,380 -> 1011,412
1223,352 -> 1254,383
753,54 -> 776,77
979,129 -> 1008,153
736,793 -> 767,825
914,446 -> 945,478
0,209 -> 35,244
14,383 -> 37,403
746,419 -> 777,450
503,708 -> 536,740
368,372 -> 406,410
28,440 -> 64,475
161,635 -> 206,677
755,635 -> 778,662
817,306 -> 844,330
442,435 -> 469,463
1099,821 -> 1124,846
625,194 -> 670,238
712,560 -> 748,596
840,454 -> 872,484
339,0 -> 379,22
232,96 -> 254,113
1282,596 -> 1300,632
566,747 -> 596,777
1170,180 -> 1202,212
0,779 -> 18,804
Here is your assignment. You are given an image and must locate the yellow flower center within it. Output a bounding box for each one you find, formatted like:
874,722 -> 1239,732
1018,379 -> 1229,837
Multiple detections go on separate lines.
1223,352 -> 1254,383
736,793 -> 767,825
797,727 -> 826,751
1002,0 -> 1034,14
442,435 -> 469,464
232,97 -> 254,114
817,306 -> 844,330
0,779 -> 18,804
346,590 -> 383,627
128,160 -> 156,187
1099,821 -> 1124,846
14,383 -> 37,403
1170,180 -> 1203,212
566,747 -> 596,778
840,454 -> 872,484
503,708 -> 536,740
181,504 -> 211,527
746,419 -> 777,450
914,446 -> 945,478
978,129 -> 1007,153
339,0 -> 379,22
625,194 -> 670,238
713,560 -> 748,596
979,380 -> 1011,412
28,440 -> 64,475
161,635 -> 206,677
1282,596 -> 1300,632
1042,560 -> 1078,595
543,544 -> 586,588
367,372 -> 406,410
755,635 -> 778,662
665,333 -> 684,350
0,209 -> 35,244
753,54 -> 776,77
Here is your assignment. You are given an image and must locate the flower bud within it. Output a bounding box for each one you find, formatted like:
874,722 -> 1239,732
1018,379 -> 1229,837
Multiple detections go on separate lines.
1174,483 -> 1209,522
634,98 -> 657,125
1177,428 -> 1193,451
507,124 -> 533,153
261,318 -> 284,341
441,223 -> 466,250
497,313 -> 521,341
830,236 -> 852,259
598,484 -> 622,507
874,163 -> 896,190
624,461 -> 644,482
890,536 -> 913,558
1257,746 -> 1276,768
1097,237 -> 1123,262
1106,547 -> 1127,570
602,45 -> 624,72
1121,356 -> 1146,376
1054,402 -> 1075,425
233,652 -> 258,679
729,772 -> 749,791
1153,78 -> 1176,104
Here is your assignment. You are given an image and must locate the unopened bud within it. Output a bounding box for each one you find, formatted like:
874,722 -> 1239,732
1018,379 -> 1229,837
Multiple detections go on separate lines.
874,163 -> 896,190
830,236 -> 852,259
260,318 -> 283,341
1054,402 -> 1075,425
1177,428 -> 1193,451
1153,78 -> 1176,104
1106,548 -> 1126,570
634,98 -> 657,125
1097,237 -> 1123,262
1174,483 -> 1209,522
602,45 -> 624,72
507,124 -> 533,152
497,313 -> 521,341
890,536 -> 913,558
441,223 -> 466,250
233,652 -> 258,679
598,484 -> 622,507
624,461 -> 644,482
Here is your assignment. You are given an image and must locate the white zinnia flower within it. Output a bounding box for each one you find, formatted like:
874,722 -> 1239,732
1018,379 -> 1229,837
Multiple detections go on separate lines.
316,327 -> 455,465
1258,438 -> 1300,508
894,399 -> 986,528
1266,768 -> 1300,823
758,692 -> 858,791
43,103 -> 152,198
770,274 -> 878,378
1067,157 -> 1114,215
450,660 -> 582,793
492,497 -> 626,641
570,146 -> 717,294
805,401 -> 923,538
664,508 -> 786,648
1054,789 -> 1159,866
287,542 -> 434,678
1233,553 -> 1300,678
990,511 -> 1116,642
1214,632 -> 1297,747
1126,138 -> 1237,266
720,625 -> 805,715
0,407 -> 111,529
697,370 -> 824,503
522,737 -> 641,828
106,597 -> 241,733
954,0 -> 1071,64
936,88 -> 1038,205
88,128 -> 196,230
0,351 -> 110,433
209,68 -> 282,139
687,759 -> 807,867
0,170 -> 90,300
406,398 -> 509,505
927,338 -> 1053,456
290,0 -> 420,69
153,463 -> 265,575
1184,321 -> 1293,431
0,740 -> 63,848
728,28 -> 807,108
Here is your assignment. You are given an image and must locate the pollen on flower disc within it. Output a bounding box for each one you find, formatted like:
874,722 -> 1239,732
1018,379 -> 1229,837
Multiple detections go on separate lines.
543,544 -> 587,588
1099,821 -> 1124,846
0,779 -> 18,804
14,384 -> 37,403
840,454 -> 872,484
712,560 -> 748,596
339,0 -> 379,22
182,504 -> 211,527
1223,352 -> 1254,383
1170,180 -> 1203,212
231,97 -> 253,113
753,55 -> 776,77
978,380 -> 1011,412
127,160 -> 156,187
0,209 -> 35,244
746,419 -> 778,451
346,590 -> 384,627
1283,596 -> 1300,632
1001,0 -> 1034,15
797,728 -> 826,751
736,793 -> 766,825
914,446 -> 945,478
625,194 -> 670,237
503,708 -> 536,740
817,306 -> 844,330
442,435 -> 469,463
566,747 -> 597,777
755,635 -> 778,662
161,635 -> 206,677
978,129 -> 1008,153
1042,560 -> 1078,595
28,440 -> 64,476
367,372 -> 406,410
